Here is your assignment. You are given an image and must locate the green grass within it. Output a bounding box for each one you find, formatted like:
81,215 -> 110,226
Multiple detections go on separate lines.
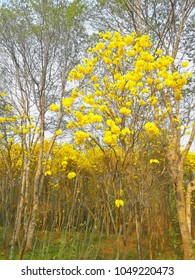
0,226 -> 183,260
0,227 -> 103,260
27,230 -> 101,260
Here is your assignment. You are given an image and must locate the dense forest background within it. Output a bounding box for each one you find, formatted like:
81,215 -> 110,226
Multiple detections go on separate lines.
0,0 -> 195,260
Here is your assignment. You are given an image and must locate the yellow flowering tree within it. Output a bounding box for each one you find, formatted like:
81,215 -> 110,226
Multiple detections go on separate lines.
65,31 -> 194,259
0,0 -> 90,256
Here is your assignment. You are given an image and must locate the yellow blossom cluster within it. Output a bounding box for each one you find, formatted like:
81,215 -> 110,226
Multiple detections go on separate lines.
50,104 -> 59,112
144,122 -> 160,136
62,97 -> 75,108
103,118 -> 133,146
184,152 -> 195,173
103,130 -> 118,146
64,31 -> 190,148
67,172 -> 76,179
181,61 -> 189,67
150,159 -> 160,164
74,111 -> 102,127
44,170 -> 52,176
149,96 -> 158,106
68,58 -> 97,81
119,107 -> 131,115
56,130 -> 62,136
163,72 -> 187,89
115,199 -> 124,208
0,117 -> 6,122
75,131 -> 90,145
0,116 -> 16,123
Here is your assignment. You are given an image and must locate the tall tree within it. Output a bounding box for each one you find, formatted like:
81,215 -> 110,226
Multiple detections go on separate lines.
0,0 -> 88,256
87,0 -> 195,260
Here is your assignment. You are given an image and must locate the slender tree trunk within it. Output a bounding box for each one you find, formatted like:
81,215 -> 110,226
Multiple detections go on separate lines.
25,159 -> 43,251
10,157 -> 30,259
25,103 -> 45,251
13,162 -> 29,244
169,150 -> 194,259
135,203 -> 142,259
186,179 -> 195,235
174,177 -> 194,259
167,120 -> 195,259
146,208 -> 153,260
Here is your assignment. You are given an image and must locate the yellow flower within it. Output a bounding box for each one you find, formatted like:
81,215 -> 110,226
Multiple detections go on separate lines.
106,119 -> 115,127
103,131 -> 117,146
0,92 -> 7,97
0,117 -> 6,122
131,31 -> 137,37
44,170 -> 52,176
114,73 -> 122,80
121,128 -> 131,135
146,77 -> 153,84
156,84 -> 164,90
99,31 -> 111,40
141,88 -> 149,94
185,72 -> 192,78
62,97 -> 74,108
5,105 -> 13,111
66,121 -> 75,129
68,69 -> 84,80
138,99 -> 146,106
181,61 -> 189,67
126,50 -> 136,56
87,112 -> 102,123
103,57 -> 112,64
111,125 -> 120,134
22,127 -> 28,134
120,107 -> 131,115
115,199 -> 124,208
95,42 -> 105,51
77,64 -> 86,74
144,122 -> 160,136
137,82 -> 143,87
149,96 -> 158,106
61,160 -> 68,167
75,131 -> 90,145
56,130 -> 62,136
126,100 -> 133,107
174,90 -> 182,100
124,35 -> 134,45
150,159 -> 160,164
67,172 -> 76,179
115,117 -> 122,124
50,104 -> 59,112
91,75 -> 98,82
155,49 -> 163,55
28,124 -> 35,129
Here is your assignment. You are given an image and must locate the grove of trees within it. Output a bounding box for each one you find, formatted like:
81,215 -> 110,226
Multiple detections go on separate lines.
0,0 -> 194,260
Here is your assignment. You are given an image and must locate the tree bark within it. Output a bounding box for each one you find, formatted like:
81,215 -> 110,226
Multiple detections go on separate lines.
186,179 -> 195,235
174,176 -> 194,259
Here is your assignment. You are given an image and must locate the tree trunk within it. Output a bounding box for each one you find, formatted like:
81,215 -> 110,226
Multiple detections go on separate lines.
25,102 -> 45,251
167,122 -> 195,259
135,203 -> 142,259
175,179 -> 194,259
10,158 -> 30,259
186,179 -> 195,235
25,167 -> 42,251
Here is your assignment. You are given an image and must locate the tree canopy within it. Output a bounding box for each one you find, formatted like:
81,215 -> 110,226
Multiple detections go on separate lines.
0,0 -> 194,260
